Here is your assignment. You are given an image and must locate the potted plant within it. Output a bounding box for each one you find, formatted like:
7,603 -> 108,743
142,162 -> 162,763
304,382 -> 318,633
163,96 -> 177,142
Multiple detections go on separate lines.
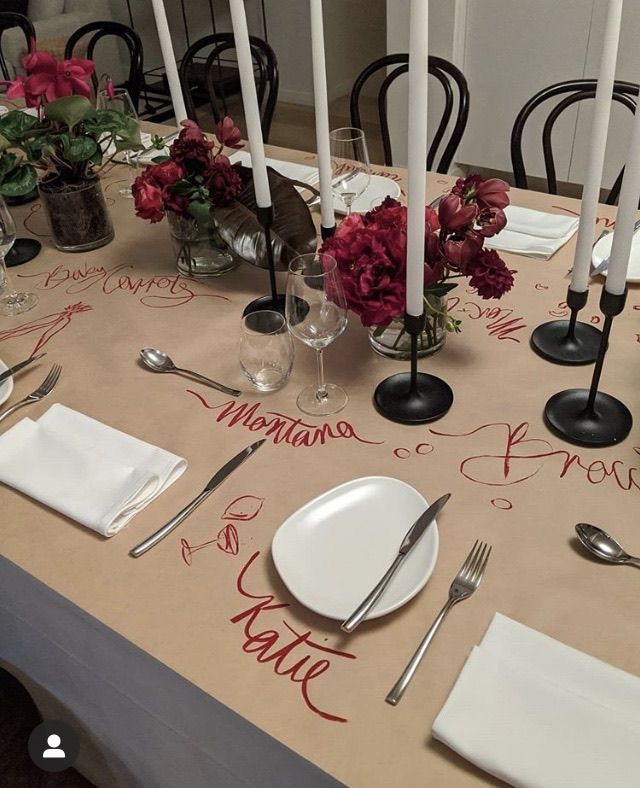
0,51 -> 141,251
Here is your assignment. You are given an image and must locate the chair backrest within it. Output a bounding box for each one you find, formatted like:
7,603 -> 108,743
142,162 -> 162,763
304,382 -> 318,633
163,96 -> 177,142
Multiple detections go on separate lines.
0,12 -> 34,81
64,21 -> 144,108
511,79 -> 639,206
179,33 -> 279,143
350,54 -> 469,174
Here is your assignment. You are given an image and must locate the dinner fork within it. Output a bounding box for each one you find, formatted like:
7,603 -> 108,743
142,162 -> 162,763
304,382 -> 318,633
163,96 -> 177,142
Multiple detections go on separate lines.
385,540 -> 491,706
0,364 -> 62,424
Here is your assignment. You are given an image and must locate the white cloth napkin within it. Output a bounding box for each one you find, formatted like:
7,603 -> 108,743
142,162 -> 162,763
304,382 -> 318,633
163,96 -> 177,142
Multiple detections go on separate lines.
484,205 -> 579,259
0,404 -> 186,537
432,613 -> 640,788
229,150 -> 318,186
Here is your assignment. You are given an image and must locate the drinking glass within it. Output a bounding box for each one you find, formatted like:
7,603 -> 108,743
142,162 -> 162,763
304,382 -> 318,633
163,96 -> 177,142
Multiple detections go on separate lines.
97,87 -> 139,197
286,253 -> 348,416
239,310 -> 294,392
0,198 -> 37,316
329,127 -> 371,215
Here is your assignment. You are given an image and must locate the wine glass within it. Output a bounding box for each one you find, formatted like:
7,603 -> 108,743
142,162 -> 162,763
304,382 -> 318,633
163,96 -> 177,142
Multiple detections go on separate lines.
0,197 -> 37,316
97,86 -> 139,197
329,127 -> 371,215
286,253 -> 348,416
239,310 -> 294,392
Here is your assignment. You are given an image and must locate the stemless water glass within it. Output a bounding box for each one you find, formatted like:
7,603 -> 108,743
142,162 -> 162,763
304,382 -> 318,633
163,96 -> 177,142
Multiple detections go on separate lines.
239,310 -> 294,392
329,127 -> 371,215
286,253 -> 348,416
0,198 -> 37,316
97,86 -> 139,197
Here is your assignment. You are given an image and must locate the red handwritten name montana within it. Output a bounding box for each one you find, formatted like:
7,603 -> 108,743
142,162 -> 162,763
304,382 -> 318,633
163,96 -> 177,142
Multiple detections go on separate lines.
188,391 -> 383,448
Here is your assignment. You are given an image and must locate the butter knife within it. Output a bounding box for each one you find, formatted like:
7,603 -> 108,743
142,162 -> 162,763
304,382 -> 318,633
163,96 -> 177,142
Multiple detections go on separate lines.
0,352 -> 46,385
130,439 -> 266,558
340,492 -> 451,633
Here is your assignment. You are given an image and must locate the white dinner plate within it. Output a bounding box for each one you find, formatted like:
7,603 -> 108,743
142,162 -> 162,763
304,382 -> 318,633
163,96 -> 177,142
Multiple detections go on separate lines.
334,173 -> 402,215
0,359 -> 14,406
591,231 -> 640,283
271,476 -> 439,621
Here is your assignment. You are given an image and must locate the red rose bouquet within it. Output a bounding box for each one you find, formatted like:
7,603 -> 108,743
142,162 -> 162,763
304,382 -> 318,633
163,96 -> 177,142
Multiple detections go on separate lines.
132,117 -> 243,226
320,174 -> 514,351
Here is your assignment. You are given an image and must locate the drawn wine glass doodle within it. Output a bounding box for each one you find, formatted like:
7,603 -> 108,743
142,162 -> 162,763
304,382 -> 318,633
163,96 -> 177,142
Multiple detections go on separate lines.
0,302 -> 92,355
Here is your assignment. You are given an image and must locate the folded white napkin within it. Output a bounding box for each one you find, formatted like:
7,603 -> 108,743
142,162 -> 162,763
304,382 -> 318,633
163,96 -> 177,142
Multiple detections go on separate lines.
0,404 -> 186,537
484,205 -> 579,259
432,613 -> 640,788
229,150 -> 318,186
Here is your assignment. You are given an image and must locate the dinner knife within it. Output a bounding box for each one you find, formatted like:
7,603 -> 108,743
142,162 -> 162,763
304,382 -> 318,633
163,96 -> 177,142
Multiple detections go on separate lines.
340,492 -> 451,633
0,352 -> 46,385
130,439 -> 266,558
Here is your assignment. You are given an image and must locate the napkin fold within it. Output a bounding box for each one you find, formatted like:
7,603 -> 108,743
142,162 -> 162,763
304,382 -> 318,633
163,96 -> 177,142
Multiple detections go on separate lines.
432,613 -> 640,788
0,404 -> 186,537
484,205 -> 579,259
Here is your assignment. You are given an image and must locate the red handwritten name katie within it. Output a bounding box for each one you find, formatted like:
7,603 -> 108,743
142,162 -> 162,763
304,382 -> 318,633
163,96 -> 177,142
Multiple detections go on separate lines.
188,391 -> 383,448
431,421 -> 640,494
230,551 -> 356,723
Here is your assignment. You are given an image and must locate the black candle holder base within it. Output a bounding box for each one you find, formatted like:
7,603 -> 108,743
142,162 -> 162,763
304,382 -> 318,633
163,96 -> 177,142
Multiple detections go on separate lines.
374,371 -> 453,425
242,293 -> 287,317
530,319 -> 601,365
6,239 -> 41,267
544,388 -> 632,448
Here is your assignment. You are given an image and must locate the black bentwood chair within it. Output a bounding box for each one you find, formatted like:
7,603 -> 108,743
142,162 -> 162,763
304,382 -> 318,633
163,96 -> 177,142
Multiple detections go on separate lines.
0,11 -> 35,81
65,21 -> 144,108
179,33 -> 279,143
350,54 -> 470,174
511,79 -> 640,206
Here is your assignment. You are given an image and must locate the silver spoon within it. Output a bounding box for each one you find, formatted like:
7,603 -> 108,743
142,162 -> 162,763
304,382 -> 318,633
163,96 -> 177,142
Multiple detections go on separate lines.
140,348 -> 240,397
575,523 -> 640,568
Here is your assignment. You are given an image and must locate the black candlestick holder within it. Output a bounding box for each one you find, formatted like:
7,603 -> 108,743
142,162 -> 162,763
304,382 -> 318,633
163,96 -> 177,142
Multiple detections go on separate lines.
320,224 -> 335,240
374,312 -> 453,424
242,205 -> 286,317
530,286 -> 601,365
544,288 -> 632,447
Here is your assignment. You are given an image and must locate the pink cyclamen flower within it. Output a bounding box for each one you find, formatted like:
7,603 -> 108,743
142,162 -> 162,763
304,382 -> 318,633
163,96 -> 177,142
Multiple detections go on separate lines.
106,78 -> 116,100
215,116 -> 243,148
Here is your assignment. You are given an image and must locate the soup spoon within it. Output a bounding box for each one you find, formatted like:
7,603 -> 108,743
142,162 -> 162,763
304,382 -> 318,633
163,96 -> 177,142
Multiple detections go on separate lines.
575,523 -> 640,568
140,348 -> 240,397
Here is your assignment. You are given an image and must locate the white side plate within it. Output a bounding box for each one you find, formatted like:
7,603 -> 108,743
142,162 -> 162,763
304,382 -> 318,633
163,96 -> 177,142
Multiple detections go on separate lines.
592,231 -> 640,283
271,476 -> 439,621
335,174 -> 402,215
0,359 -> 14,406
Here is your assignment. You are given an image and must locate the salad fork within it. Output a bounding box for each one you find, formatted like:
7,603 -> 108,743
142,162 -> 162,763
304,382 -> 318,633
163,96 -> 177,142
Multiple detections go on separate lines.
386,540 -> 491,705
0,364 -> 62,424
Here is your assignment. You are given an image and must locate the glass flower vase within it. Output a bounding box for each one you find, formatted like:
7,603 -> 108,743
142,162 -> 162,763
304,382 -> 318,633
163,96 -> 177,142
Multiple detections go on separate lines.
168,212 -> 239,278
368,295 -> 447,359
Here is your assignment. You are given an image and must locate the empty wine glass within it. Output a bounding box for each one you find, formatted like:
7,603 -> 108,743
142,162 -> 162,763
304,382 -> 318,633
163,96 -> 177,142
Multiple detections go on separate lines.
286,253 -> 348,416
329,127 -> 371,215
0,197 -> 37,316
97,86 -> 139,197
239,310 -> 294,392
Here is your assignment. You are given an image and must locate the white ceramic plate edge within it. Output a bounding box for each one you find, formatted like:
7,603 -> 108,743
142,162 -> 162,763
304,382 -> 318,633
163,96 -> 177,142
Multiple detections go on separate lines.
591,232 -> 640,283
0,359 -> 14,406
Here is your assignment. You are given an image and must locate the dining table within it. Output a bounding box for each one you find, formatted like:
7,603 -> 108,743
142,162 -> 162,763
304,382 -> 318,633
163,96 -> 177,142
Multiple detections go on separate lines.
0,119 -> 639,788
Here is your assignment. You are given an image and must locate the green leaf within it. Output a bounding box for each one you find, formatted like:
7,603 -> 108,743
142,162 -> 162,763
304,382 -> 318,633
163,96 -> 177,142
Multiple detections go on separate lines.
0,134 -> 9,152
0,110 -> 38,143
64,136 -> 98,162
0,152 -> 18,180
424,281 -> 459,298
187,200 -> 212,226
44,96 -> 93,130
0,164 -> 37,197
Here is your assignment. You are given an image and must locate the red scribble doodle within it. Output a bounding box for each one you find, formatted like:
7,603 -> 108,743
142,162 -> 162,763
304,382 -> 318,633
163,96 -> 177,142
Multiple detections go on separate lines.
393,448 -> 411,459
217,523 -> 239,555
393,443 -> 434,459
20,263 -> 229,309
230,551 -> 356,723
590,315 -> 601,324
636,334 -> 640,344
417,443 -> 434,455
535,283 -> 550,291
446,296 -> 527,342
491,498 -> 513,510
21,202 -> 50,237
548,301 -> 569,318
431,421 -> 640,494
222,495 -> 265,521
188,391 -> 384,448
0,302 -> 92,355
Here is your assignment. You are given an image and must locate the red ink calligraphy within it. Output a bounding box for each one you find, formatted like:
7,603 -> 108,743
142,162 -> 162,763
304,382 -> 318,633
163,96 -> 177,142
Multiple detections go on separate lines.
491,498 -> 513,510
222,495 -> 265,521
188,391 -> 384,448
230,551 -> 356,722
535,283 -> 550,291
548,301 -> 569,318
393,443 -> 434,459
0,302 -> 92,355
590,315 -> 601,324
446,296 -> 527,342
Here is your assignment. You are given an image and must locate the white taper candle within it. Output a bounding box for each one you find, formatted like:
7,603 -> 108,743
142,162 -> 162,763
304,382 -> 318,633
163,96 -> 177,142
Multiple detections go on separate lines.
150,0 -> 188,124
406,0 -> 429,317
229,0 -> 272,208
570,0 -> 622,293
310,0 -> 335,231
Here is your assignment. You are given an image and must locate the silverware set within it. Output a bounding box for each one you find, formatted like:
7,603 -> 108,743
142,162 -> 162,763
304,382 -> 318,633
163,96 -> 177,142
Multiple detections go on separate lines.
0,362 -> 61,424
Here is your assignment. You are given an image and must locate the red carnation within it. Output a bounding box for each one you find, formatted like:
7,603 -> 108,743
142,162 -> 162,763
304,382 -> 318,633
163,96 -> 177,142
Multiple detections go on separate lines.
170,119 -> 215,169
205,159 -> 242,206
151,160 -> 184,186
467,249 -> 514,299
132,170 -> 164,223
